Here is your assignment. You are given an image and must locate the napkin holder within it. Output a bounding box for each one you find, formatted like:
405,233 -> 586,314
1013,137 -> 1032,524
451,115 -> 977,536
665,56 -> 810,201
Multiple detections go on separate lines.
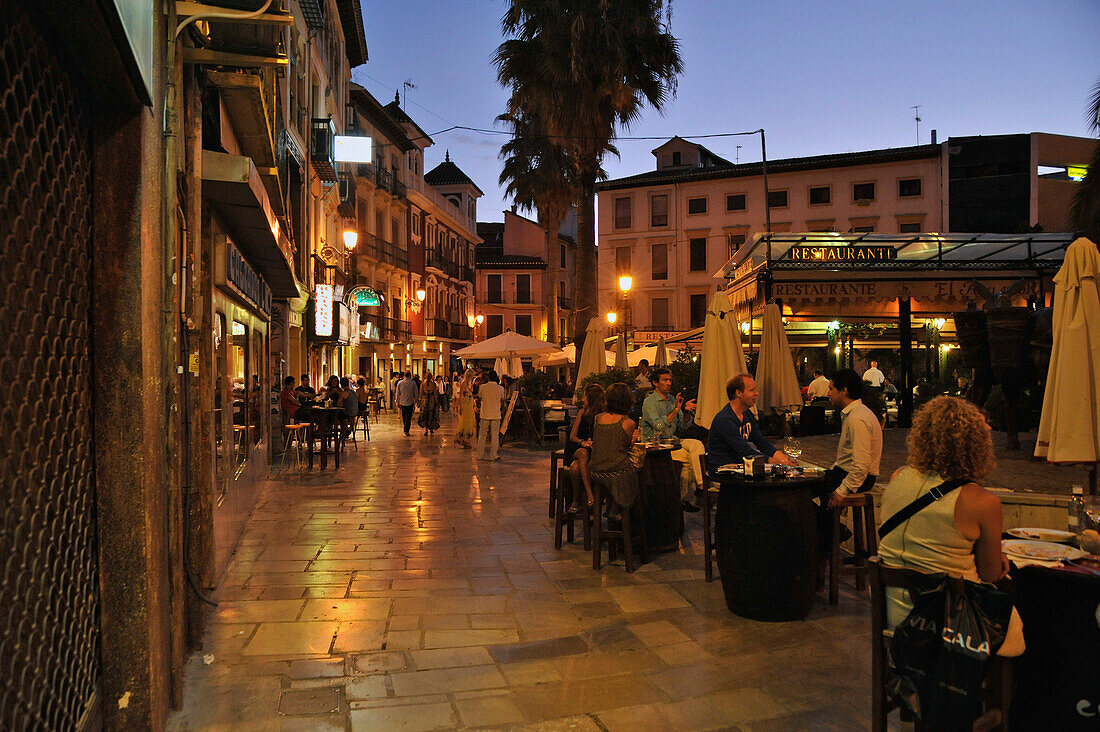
743,455 -> 765,478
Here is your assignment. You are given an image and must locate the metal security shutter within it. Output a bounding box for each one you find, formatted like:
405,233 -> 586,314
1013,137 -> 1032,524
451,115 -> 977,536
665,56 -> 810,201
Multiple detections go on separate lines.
0,4 -> 102,730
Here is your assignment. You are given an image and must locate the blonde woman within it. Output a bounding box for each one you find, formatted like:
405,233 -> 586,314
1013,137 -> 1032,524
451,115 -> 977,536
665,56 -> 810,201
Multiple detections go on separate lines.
879,396 -> 1023,654
454,368 -> 476,448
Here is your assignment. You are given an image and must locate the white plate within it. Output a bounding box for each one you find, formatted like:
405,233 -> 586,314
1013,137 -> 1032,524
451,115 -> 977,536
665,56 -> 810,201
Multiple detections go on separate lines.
1005,528 -> 1078,543
1002,539 -> 1085,562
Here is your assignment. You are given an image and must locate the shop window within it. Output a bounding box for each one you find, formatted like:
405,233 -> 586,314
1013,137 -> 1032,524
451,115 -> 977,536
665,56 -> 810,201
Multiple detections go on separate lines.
767,190 -> 788,208
728,233 -> 746,259
650,194 -> 668,227
809,186 -> 831,205
487,274 -> 503,303
515,314 -> 532,336
651,243 -> 668,280
687,197 -> 707,214
230,320 -> 249,465
689,238 -> 707,271
251,330 -> 266,447
214,313 -> 229,500
853,182 -> 876,202
898,178 -> 922,197
486,314 -> 504,338
616,247 -> 631,275
651,298 -> 670,329
726,194 -> 746,211
614,197 -> 631,229
690,293 -> 707,328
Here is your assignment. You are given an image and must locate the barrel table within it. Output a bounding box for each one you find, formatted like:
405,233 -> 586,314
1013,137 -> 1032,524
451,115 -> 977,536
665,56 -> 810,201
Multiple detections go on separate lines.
636,444 -> 684,552
713,471 -> 824,621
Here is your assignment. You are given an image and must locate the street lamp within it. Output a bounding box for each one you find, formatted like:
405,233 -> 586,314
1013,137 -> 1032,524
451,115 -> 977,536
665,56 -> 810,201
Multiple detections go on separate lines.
618,275 -> 632,293
606,312 -> 617,326
342,229 -> 358,250
475,313 -> 484,326
416,288 -> 426,302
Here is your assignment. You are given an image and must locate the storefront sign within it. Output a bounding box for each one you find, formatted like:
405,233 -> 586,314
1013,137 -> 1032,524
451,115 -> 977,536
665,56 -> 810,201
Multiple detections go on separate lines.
772,278 -> 1041,305
220,239 -> 272,316
633,330 -> 684,344
786,245 -> 897,263
315,284 -> 334,337
351,287 -> 382,307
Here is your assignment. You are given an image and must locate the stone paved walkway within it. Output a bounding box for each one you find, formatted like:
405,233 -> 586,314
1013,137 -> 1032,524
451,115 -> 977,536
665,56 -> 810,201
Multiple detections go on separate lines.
168,410 -> 874,731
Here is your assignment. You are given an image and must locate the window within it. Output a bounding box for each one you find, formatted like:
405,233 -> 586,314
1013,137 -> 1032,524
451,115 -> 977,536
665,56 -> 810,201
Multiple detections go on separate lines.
809,186 -> 831,205
514,314 -> 532,336
727,233 -> 746,259
651,298 -> 670,329
898,178 -> 922,197
852,225 -> 875,233
853,182 -> 876,202
690,293 -> 707,328
650,194 -> 668,227
616,247 -> 631,274
651,243 -> 668,280
559,243 -> 566,268
767,190 -> 788,208
486,314 -> 504,338
672,151 -> 682,166
726,194 -> 746,211
689,237 -> 707,272
614,197 -> 631,229
487,274 -> 503,303
687,197 -> 707,214
899,222 -> 922,233
559,318 -> 567,340
515,274 -> 531,303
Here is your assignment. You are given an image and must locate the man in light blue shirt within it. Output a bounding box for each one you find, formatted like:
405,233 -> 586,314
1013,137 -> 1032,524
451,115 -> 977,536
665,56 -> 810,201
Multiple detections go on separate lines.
641,368 -> 703,512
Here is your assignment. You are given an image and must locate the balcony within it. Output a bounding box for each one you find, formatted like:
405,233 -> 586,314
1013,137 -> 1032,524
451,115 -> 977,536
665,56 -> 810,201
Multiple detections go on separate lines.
312,254 -> 346,290
310,118 -> 337,183
427,318 -> 450,339
459,265 -> 475,283
426,250 -> 460,280
352,232 -> 409,273
361,313 -> 411,341
557,296 -> 573,310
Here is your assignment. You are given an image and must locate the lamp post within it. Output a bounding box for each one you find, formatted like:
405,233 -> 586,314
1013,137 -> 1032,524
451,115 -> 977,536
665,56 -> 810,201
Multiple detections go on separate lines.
475,313 -> 484,342
342,229 -> 358,250
606,311 -> 617,333
617,275 -> 632,341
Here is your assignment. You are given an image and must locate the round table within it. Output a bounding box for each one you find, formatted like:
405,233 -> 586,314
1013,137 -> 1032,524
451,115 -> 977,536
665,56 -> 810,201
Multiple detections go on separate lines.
636,444 -> 683,552
713,470 -> 824,621
306,407 -> 345,470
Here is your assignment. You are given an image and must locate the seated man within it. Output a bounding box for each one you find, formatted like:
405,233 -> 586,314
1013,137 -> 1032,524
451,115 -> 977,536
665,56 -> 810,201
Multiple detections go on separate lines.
641,367 -> 703,513
822,368 -> 883,505
279,376 -> 301,422
806,368 -> 830,402
707,374 -> 793,471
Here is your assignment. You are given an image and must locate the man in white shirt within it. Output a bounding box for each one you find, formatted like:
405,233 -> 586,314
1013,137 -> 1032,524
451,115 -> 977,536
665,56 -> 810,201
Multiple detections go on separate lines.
476,370 -> 505,461
824,368 -> 883,506
395,371 -> 419,436
861,360 -> 885,388
806,369 -> 830,400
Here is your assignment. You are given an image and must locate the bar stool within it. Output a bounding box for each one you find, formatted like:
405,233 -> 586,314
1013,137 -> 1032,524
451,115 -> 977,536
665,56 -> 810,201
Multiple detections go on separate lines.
548,448 -> 566,518
554,466 -> 591,551
827,492 -> 878,605
591,482 -> 647,573
280,423 -> 310,473
697,453 -> 719,582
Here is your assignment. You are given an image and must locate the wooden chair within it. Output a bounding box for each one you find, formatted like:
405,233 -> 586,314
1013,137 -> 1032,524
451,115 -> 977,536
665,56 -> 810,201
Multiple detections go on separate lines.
591,481 -> 647,573
867,557 -> 1012,732
697,452 -> 719,582
553,466 -> 591,551
827,491 -> 878,604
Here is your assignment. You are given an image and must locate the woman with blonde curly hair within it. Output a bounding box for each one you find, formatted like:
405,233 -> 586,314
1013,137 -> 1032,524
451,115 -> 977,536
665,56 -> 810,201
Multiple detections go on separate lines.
454,368 -> 477,448
878,396 -> 1023,653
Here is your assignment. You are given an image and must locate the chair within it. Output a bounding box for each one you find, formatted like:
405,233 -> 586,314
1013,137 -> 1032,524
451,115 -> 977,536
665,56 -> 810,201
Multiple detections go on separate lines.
800,405 -> 828,436
553,466 -> 591,551
827,491 -> 878,605
697,452 -> 719,582
591,481 -> 647,573
868,557 -> 1012,732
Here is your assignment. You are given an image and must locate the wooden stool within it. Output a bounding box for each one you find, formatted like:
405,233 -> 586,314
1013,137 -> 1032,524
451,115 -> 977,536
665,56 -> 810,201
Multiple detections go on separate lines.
698,453 -> 718,582
591,483 -> 648,573
280,423 -> 310,473
548,448 -> 566,518
828,492 -> 878,605
554,466 -> 592,551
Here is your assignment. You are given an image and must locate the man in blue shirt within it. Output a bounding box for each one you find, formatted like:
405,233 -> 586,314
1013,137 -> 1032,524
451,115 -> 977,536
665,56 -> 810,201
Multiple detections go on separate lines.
641,368 -> 695,440
707,374 -> 793,471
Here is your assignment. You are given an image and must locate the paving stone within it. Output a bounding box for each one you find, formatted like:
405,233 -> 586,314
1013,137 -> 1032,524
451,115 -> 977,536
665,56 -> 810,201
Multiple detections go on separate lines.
287,658 -> 345,679
410,646 -> 494,670
277,688 -> 341,715
349,700 -> 456,731
455,691 -> 526,727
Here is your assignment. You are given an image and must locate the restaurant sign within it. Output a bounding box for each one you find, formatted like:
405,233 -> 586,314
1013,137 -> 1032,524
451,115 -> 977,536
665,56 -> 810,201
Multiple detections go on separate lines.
786,245 -> 897,263
216,236 -> 272,316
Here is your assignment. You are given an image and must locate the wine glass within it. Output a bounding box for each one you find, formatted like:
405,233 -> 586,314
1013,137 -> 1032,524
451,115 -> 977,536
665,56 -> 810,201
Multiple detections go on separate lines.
784,437 -> 803,461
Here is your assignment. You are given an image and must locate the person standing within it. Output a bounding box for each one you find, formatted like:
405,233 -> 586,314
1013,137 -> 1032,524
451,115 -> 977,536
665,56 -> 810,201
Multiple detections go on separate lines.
476,370 -> 505,461
861,360 -> 885,388
396,371 -> 418,436
339,376 -> 358,440
437,374 -> 450,413
806,369 -> 830,401
455,368 -> 477,448
634,359 -> 652,391
417,371 -> 441,436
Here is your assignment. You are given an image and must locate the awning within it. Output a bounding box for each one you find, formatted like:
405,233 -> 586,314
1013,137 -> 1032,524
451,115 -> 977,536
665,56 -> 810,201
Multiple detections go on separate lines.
203,150 -> 297,298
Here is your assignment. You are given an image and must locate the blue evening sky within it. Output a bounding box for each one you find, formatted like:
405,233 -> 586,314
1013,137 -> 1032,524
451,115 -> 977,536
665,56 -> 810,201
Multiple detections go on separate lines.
353,0 -> 1100,223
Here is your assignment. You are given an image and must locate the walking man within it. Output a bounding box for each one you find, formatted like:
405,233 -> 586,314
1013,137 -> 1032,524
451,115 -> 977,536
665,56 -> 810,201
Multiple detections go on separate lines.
476,370 -> 505,461
396,371 -> 418,436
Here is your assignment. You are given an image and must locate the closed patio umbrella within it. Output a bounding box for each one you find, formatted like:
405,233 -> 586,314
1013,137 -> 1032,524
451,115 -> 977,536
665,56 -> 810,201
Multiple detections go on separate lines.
756,303 -> 803,414
655,336 -> 670,366
696,291 -> 748,429
614,334 -> 629,370
576,318 -> 608,385
1035,236 -> 1100,493
494,356 -> 523,378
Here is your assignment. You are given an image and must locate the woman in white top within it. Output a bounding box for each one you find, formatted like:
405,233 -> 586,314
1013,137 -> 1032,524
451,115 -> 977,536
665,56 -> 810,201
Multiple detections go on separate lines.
879,396 -> 1023,654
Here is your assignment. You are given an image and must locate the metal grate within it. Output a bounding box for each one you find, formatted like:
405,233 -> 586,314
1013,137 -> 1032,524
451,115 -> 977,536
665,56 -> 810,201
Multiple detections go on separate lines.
0,4 -> 102,730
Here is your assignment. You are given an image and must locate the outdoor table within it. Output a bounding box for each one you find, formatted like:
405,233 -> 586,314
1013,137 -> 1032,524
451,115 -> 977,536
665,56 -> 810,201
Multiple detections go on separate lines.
636,443 -> 684,552
307,407 -> 344,470
712,468 -> 825,621
1006,560 -> 1100,730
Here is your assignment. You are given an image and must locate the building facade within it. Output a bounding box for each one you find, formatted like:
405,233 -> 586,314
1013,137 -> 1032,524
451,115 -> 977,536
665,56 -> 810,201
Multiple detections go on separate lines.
595,133 -> 1094,338
475,211 -> 579,345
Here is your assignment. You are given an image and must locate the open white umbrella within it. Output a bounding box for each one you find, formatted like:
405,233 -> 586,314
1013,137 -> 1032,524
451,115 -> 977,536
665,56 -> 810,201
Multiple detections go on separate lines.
535,343 -> 616,368
627,341 -> 679,367
614,334 -> 629,370
655,337 -> 670,367
576,319 -> 608,385
1035,236 -> 1100,492
756,303 -> 803,414
493,356 -> 523,378
696,291 -> 748,429
453,331 -> 560,359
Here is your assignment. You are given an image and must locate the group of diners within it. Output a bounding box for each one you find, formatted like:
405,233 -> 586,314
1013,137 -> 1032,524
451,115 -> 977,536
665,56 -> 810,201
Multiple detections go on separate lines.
278,373 -> 370,441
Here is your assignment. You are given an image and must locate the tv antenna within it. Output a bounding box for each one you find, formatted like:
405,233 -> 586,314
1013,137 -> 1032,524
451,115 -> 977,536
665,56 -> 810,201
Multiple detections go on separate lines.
735,145 -> 743,163
403,78 -> 417,106
911,105 -> 922,144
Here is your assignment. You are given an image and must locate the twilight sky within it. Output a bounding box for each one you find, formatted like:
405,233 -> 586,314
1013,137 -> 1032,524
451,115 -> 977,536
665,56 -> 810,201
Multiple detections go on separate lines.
353,0 -> 1100,224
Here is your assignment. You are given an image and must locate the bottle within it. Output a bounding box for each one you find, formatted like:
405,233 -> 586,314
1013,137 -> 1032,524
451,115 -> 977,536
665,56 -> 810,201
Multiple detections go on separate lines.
1068,484 -> 1085,533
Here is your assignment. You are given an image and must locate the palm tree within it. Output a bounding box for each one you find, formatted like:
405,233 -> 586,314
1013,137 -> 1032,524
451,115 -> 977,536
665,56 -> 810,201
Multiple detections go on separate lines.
497,111 -> 578,344
494,0 -> 683,353
1072,79 -> 1100,240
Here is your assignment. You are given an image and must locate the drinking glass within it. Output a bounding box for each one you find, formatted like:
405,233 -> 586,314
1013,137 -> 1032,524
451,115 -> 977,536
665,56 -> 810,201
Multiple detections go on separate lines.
1084,495 -> 1100,531
784,437 -> 803,461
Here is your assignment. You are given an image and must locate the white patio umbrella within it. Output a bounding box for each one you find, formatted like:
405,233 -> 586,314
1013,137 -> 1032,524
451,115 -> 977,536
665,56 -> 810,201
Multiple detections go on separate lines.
627,341 -> 679,367
453,331 -> 560,359
614,334 -> 629,370
576,318 -> 608,385
535,343 -> 616,368
696,291 -> 748,429
493,356 -> 523,378
1035,236 -> 1100,493
756,303 -> 803,414
655,337 -> 670,367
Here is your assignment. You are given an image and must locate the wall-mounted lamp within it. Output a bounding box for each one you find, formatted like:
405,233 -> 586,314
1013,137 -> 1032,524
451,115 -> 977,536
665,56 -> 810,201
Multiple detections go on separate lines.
342,229 -> 358,250
606,312 -> 617,325
416,288 -> 426,302
740,321 -> 750,335
475,314 -> 484,326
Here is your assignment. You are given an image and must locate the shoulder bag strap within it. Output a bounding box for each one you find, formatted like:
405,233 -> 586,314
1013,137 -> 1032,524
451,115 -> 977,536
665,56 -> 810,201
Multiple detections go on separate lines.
878,478 -> 969,540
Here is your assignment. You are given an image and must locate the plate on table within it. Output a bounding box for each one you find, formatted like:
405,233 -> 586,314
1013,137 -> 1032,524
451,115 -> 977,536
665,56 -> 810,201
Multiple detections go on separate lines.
1006,528 -> 1078,544
1002,539 -> 1085,562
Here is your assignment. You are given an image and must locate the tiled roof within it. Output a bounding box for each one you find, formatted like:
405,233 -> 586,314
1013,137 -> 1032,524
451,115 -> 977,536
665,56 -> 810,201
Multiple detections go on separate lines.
597,143 -> 942,191
335,0 -> 368,67
383,93 -> 433,146
426,151 -> 484,195
475,252 -> 547,269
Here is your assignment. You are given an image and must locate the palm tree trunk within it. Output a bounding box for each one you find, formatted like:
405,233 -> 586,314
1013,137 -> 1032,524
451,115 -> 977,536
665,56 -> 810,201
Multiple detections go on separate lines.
573,179 -> 597,363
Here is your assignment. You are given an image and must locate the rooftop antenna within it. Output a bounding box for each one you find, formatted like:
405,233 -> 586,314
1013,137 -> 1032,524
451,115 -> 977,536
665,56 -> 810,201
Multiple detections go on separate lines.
911,105 -> 922,144
735,145 -> 743,163
402,78 -> 417,107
